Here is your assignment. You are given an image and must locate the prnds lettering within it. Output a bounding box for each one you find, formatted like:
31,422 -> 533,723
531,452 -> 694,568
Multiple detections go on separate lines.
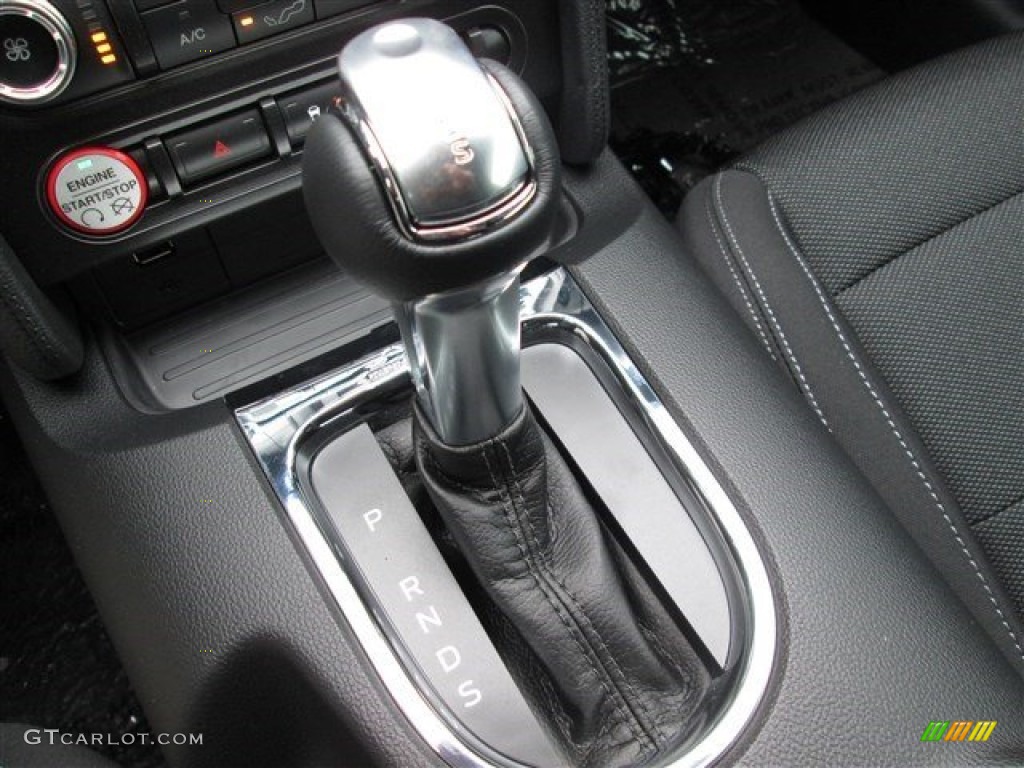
398,575 -> 483,709
363,507 -> 383,532
458,680 -> 482,707
436,645 -> 460,672
415,604 -> 443,634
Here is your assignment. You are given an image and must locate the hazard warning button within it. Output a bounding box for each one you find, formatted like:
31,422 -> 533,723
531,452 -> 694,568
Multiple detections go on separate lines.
46,147 -> 148,236
166,109 -> 272,186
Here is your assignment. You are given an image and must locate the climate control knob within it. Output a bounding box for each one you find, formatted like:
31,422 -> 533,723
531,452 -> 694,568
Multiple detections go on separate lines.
0,0 -> 76,105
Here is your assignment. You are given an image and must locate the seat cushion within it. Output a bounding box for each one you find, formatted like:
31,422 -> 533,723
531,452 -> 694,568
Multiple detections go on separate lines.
677,31 -> 1024,674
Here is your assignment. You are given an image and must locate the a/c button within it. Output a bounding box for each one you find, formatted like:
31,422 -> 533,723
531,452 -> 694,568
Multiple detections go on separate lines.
167,110 -> 273,185
142,0 -> 235,69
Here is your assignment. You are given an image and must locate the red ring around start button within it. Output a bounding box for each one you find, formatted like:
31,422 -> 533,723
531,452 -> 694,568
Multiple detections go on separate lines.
46,147 -> 148,236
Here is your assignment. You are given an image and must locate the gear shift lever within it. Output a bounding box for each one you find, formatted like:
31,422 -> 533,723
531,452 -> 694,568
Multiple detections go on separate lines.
303,18 -> 560,444
304,21 -> 705,766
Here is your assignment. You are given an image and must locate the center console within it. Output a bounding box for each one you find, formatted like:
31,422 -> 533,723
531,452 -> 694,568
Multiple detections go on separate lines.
236,266 -> 777,767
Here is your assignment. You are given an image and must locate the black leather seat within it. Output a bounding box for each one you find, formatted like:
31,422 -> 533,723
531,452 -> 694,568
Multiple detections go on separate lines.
678,31 -> 1024,674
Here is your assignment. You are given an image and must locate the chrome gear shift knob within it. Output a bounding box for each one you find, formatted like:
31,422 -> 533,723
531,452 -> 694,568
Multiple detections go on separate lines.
336,19 -> 537,242
303,18 -> 561,445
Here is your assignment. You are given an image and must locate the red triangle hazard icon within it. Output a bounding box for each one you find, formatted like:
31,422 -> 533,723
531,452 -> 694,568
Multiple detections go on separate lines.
213,140 -> 231,158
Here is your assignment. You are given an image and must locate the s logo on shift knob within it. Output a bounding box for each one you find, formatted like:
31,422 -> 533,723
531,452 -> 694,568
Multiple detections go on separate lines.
450,138 -> 474,166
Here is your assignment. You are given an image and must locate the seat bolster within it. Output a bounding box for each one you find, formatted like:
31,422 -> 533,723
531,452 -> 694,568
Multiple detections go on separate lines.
679,168 -> 1024,676
677,173 -> 786,370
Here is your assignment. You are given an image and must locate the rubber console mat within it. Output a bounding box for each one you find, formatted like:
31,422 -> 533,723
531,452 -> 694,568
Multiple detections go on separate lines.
0,407 -> 165,768
608,0 -> 885,216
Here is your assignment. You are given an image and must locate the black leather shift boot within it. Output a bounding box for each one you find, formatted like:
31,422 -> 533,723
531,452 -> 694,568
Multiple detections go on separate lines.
412,401 -> 709,767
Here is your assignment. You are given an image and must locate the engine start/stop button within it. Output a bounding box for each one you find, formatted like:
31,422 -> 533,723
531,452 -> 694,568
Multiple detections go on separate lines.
46,147 -> 147,236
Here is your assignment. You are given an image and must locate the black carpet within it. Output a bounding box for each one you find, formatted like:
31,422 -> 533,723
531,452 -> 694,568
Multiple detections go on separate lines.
608,0 -> 885,216
0,406 -> 164,768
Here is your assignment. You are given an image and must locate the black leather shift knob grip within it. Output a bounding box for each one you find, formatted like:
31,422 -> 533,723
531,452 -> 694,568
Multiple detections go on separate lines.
302,59 -> 562,303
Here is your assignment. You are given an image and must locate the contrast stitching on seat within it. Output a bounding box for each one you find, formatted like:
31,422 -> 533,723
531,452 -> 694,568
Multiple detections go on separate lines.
731,162 -> 1024,297
712,175 -> 832,432
703,195 -> 779,362
764,191 -> 1024,667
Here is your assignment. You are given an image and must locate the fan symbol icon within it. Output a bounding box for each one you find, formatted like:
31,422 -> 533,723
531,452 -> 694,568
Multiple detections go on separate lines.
4,38 -> 31,62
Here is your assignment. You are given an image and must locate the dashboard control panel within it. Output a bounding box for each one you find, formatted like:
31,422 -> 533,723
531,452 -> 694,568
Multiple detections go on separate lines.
37,10 -> 518,240
137,0 -> 367,69
42,73 -> 342,237
0,0 -> 390,107
0,0 -> 561,325
0,0 -> 132,104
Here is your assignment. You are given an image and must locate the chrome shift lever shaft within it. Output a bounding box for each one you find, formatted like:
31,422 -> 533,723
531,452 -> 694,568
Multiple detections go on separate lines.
394,271 -> 523,445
